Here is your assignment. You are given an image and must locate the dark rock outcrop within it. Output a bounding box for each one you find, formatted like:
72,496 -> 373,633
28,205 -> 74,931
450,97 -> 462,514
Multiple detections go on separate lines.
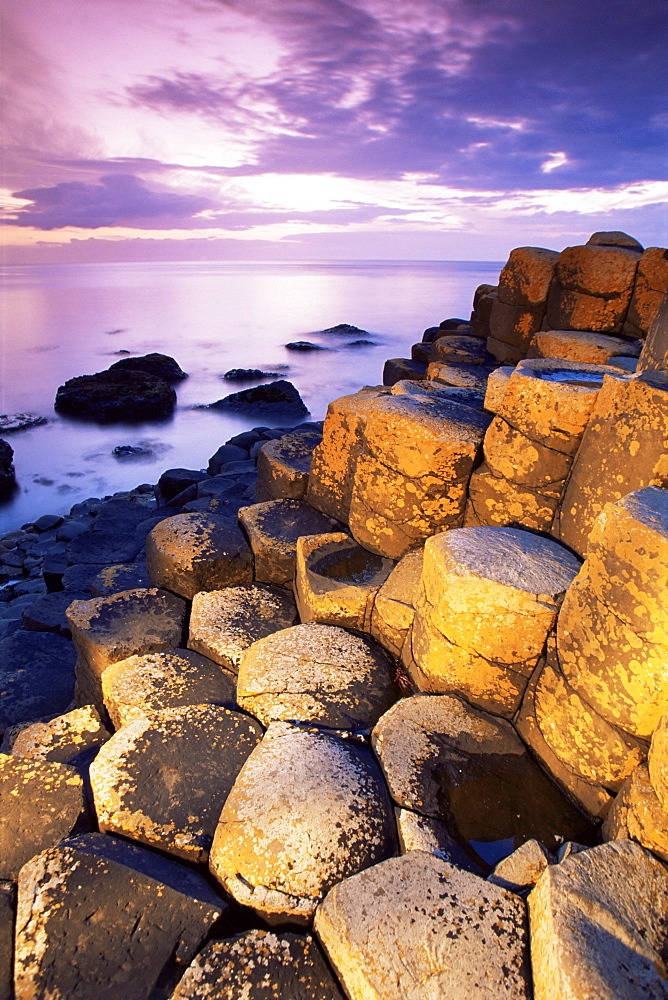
107,352 -> 188,382
55,369 -> 176,422
209,380 -> 309,419
0,439 -> 17,498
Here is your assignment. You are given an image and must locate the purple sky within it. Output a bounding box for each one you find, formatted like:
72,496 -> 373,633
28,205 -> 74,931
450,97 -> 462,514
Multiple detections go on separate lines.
2,0 -> 667,261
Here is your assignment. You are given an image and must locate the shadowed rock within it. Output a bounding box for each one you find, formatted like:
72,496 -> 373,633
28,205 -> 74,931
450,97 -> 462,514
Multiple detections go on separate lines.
55,368 -> 176,422
209,380 -> 309,418
108,352 -> 188,382
146,513 -> 253,599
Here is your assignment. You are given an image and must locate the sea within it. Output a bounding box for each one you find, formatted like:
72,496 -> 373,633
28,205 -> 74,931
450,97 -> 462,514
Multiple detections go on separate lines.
0,259 -> 502,533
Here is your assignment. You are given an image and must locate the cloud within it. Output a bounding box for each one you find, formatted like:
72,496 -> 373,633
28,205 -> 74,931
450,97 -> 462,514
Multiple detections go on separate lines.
6,174 -> 212,229
540,152 -> 571,174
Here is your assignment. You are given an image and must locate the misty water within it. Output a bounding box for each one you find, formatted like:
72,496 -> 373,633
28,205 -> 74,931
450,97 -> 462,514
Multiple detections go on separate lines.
0,259 -> 501,533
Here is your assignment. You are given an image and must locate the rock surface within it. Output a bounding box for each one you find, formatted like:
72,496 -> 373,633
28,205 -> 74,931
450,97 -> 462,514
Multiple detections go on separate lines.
146,513 -> 253,598
55,368 -> 177,422
209,380 -> 309,418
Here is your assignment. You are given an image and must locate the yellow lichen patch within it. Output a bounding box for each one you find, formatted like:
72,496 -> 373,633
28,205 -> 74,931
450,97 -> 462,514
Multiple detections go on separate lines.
534,660 -> 647,787
557,576 -> 668,738
603,764 -> 668,863
498,247 -> 559,307
648,713 -> 668,811
484,417 -> 572,488
465,465 -> 560,531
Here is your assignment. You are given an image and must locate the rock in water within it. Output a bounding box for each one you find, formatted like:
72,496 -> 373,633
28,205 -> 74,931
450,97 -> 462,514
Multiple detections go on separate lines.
0,439 -> 17,498
55,369 -> 176,422
320,323 -> 369,336
108,352 -> 188,381
209,379 -> 309,419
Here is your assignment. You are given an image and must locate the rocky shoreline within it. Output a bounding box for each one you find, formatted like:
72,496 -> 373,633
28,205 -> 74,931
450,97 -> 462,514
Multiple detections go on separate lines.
1,231 -> 667,1000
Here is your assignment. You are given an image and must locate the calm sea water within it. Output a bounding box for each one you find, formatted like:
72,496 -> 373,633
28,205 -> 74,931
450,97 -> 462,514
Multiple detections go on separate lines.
0,259 -> 501,532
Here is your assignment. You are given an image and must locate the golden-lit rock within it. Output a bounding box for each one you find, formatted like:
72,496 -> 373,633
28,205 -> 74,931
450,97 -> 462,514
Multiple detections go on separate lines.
370,548 -> 424,657
557,571 -> 668,739
295,532 -> 394,631
188,584 -> 297,673
515,666 -> 614,820
602,764 -> 668,862
559,371 -> 668,554
483,365 -> 515,411
238,498 -> 342,587
527,329 -> 640,365
546,244 -> 640,333
648,712 -> 668,811
488,840 -> 552,895
583,487 -> 668,643
626,247 -> 668,335
495,358 -> 617,455
489,299 -> 544,354
426,360 -> 492,393
484,417 -> 572,488
533,655 -> 647,789
255,429 -> 322,502
347,393 -> 490,559
67,587 -> 187,710
90,705 -> 262,862
102,648 -> 237,728
497,247 -> 559,307
306,388 -> 388,523
145,512 -> 253,599
0,755 -> 85,879
528,840 -> 668,1000
406,527 -> 579,715
236,622 -> 397,729
314,852 -> 532,1000
209,723 -> 396,925
7,705 -> 110,763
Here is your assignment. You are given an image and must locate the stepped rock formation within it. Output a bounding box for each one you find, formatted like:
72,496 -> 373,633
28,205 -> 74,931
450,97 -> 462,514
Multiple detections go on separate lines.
1,228 -> 667,999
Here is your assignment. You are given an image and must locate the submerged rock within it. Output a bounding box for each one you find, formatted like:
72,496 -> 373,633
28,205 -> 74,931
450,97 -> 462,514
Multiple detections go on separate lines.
222,368 -> 281,381
285,341 -> 328,352
0,413 -> 47,433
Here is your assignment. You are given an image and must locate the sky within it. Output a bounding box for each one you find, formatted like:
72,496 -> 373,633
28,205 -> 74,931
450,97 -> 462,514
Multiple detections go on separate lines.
1,0 -> 667,262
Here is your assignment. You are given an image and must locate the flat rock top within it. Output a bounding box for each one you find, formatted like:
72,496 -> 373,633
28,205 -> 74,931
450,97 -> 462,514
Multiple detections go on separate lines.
613,486 -> 668,535
147,513 -> 248,558
425,527 -> 581,594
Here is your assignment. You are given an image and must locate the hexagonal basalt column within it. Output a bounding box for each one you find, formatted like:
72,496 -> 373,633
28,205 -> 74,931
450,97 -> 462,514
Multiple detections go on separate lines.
295,532 -> 395,631
66,587 -> 187,711
405,527 -> 581,717
255,429 -> 322,502
347,393 -> 490,559
238,499 -> 341,587
546,243 -> 640,333
146,512 -> 253,599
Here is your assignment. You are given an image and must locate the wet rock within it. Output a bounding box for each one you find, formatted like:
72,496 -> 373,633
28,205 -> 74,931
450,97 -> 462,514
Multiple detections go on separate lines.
170,930 -> 344,1000
112,444 -> 154,459
0,755 -> 86,878
222,367 -> 281,381
209,380 -> 309,419
238,499 -> 341,587
67,587 -> 187,710
558,370 -> 668,555
602,764 -> 668,862
488,839 -> 552,895
21,589 -> 89,636
188,584 -> 297,673
14,832 -> 225,1000
90,705 -> 263,862
306,388 -> 389,523
207,443 -> 249,475
102,648 -> 237,727
320,323 -> 368,337
382,358 -> 427,385
146,513 -> 253,599
406,527 -> 580,716
528,839 -> 668,1000
315,851 -> 531,1000
0,413 -> 47,433
210,723 -> 396,924
158,468 -> 209,500
7,705 -> 110,763
33,514 -> 63,533
286,341 -> 328,351
108,352 -> 188,381
0,440 -> 16,499
347,393 -> 490,559
89,561 -> 151,595
255,430 -> 323,502
55,368 -> 177,422
371,693 -> 594,859
295,532 -> 394,631
370,549 -> 424,657
237,622 -> 397,729
0,630 -> 77,733
0,880 -> 14,1000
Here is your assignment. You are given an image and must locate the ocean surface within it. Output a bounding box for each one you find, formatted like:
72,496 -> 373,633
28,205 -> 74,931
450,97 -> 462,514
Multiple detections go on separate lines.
0,259 -> 501,533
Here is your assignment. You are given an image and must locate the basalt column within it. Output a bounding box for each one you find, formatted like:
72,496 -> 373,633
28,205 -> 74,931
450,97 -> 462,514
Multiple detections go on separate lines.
466,358 -> 624,534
